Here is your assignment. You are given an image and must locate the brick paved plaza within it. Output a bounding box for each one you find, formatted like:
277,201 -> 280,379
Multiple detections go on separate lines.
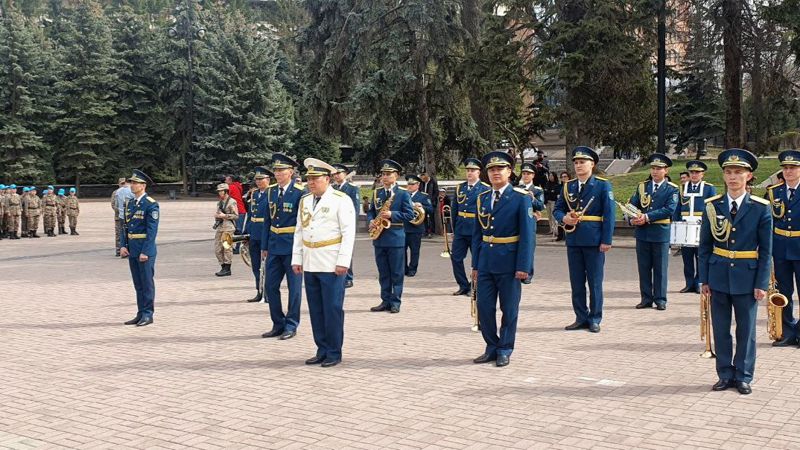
3,199 -> 800,449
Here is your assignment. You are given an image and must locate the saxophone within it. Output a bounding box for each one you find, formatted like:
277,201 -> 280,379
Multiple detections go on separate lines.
369,191 -> 395,240
767,271 -> 789,341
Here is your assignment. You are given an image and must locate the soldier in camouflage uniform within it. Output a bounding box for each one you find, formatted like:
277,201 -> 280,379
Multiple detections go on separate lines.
0,185 -> 6,240
43,186 -> 58,237
25,187 -> 41,238
213,183 -> 239,277
6,185 -> 21,239
66,188 -> 80,235
20,187 -> 29,237
56,189 -> 67,235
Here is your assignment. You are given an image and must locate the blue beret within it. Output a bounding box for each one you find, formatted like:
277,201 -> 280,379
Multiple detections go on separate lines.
718,148 -> 758,171
9,184 -> 16,189
0,184 -> 5,189
48,185 -> 54,190
23,187 -> 30,192
58,189 -> 65,195
69,187 -> 76,193
571,146 -> 599,164
481,151 -> 514,169
779,150 -> 800,166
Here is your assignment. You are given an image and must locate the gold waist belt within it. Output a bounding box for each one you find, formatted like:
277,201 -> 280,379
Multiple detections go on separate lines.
651,219 -> 671,225
580,215 -> 602,222
712,247 -> 758,259
774,228 -> 800,238
250,218 -> 264,223
681,212 -> 703,216
458,211 -> 476,218
128,233 -> 147,239
270,226 -> 295,234
303,236 -> 342,248
482,235 -> 520,244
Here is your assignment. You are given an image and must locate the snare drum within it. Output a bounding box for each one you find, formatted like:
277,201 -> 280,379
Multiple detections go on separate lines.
670,221 -> 701,247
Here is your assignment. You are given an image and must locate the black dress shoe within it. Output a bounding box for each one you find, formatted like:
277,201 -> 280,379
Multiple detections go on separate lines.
344,280 -> 354,289
564,321 -> 589,331
656,303 -> 667,311
473,353 -> 496,364
453,288 -> 470,296
772,336 -> 798,347
124,317 -> 141,325
712,379 -> 734,391
321,359 -> 340,367
679,286 -> 692,293
736,381 -> 752,395
246,293 -> 263,303
305,355 -> 325,365
522,277 -> 532,285
635,302 -> 652,309
407,270 -> 416,277
370,302 -> 389,312
279,330 -> 296,340
588,323 -> 601,333
261,329 -> 284,338
389,306 -> 400,314
495,354 -> 510,367
136,317 -> 153,327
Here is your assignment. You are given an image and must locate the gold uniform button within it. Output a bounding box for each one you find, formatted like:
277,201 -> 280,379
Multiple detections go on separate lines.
730,240 -> 735,244
731,228 -> 736,232
730,263 -> 735,267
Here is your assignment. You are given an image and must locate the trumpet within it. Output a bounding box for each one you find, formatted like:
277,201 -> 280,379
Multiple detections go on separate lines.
767,271 -> 789,341
440,204 -> 452,258
470,276 -> 479,332
700,292 -> 715,359
562,196 -> 595,233
615,201 -> 643,220
221,231 -> 252,267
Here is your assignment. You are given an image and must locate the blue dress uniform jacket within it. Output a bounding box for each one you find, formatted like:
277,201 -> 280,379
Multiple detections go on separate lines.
368,186 -> 415,247
404,191 -> 434,275
698,193 -> 772,384
246,188 -> 270,291
677,182 -> 717,291
262,181 -> 305,333
450,181 -> 490,291
553,175 -> 615,325
368,185 -> 415,309
335,181 -> 361,285
120,194 -> 159,320
766,181 -> 800,341
517,182 -> 544,279
470,185 -> 534,358
629,180 -> 679,307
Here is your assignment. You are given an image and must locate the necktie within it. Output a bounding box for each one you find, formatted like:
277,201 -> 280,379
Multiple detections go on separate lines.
277,187 -> 284,214
313,196 -> 321,209
790,188 -> 796,201
468,184 -> 473,191
578,183 -> 584,196
653,183 -> 660,192
493,190 -> 501,209
730,200 -> 738,216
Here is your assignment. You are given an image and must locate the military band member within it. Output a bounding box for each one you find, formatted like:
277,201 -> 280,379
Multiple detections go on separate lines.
120,170 -> 159,327
66,188 -> 80,235
471,152 -> 535,367
628,154 -> 679,310
262,154 -> 305,340
404,175 -> 433,277
213,183 -> 239,277
43,186 -> 58,237
26,187 -> 41,238
56,188 -> 67,236
451,158 -> 491,296
765,150 -> 800,347
517,162 -> 545,284
677,161 -> 717,293
244,167 -> 273,302
368,159 -> 415,313
553,146 -> 615,333
332,163 -> 360,288
5,185 -> 21,239
699,149 -> 772,395
292,159 -> 356,367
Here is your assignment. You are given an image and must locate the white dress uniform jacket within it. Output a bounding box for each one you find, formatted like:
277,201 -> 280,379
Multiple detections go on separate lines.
292,186 -> 356,272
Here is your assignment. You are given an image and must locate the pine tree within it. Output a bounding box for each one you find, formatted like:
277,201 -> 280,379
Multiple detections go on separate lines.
51,1 -> 118,187
0,10 -> 53,183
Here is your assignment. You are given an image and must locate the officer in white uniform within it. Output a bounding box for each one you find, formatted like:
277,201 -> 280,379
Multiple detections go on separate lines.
292,158 -> 357,367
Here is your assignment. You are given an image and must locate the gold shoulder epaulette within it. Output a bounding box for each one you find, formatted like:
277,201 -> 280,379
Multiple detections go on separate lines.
767,181 -> 785,189
478,190 -> 491,197
419,191 -> 430,196
533,185 -> 544,191
705,194 -> 723,204
301,192 -> 313,198
332,190 -> 345,197
667,181 -> 678,188
750,195 -> 769,205
512,187 -> 528,195
705,182 -> 714,186
268,183 -> 277,188
398,186 -> 407,191
146,196 -> 156,203
595,176 -> 608,181
480,182 -> 490,187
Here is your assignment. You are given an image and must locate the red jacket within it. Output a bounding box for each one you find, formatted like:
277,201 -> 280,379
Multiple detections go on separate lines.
229,181 -> 246,213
